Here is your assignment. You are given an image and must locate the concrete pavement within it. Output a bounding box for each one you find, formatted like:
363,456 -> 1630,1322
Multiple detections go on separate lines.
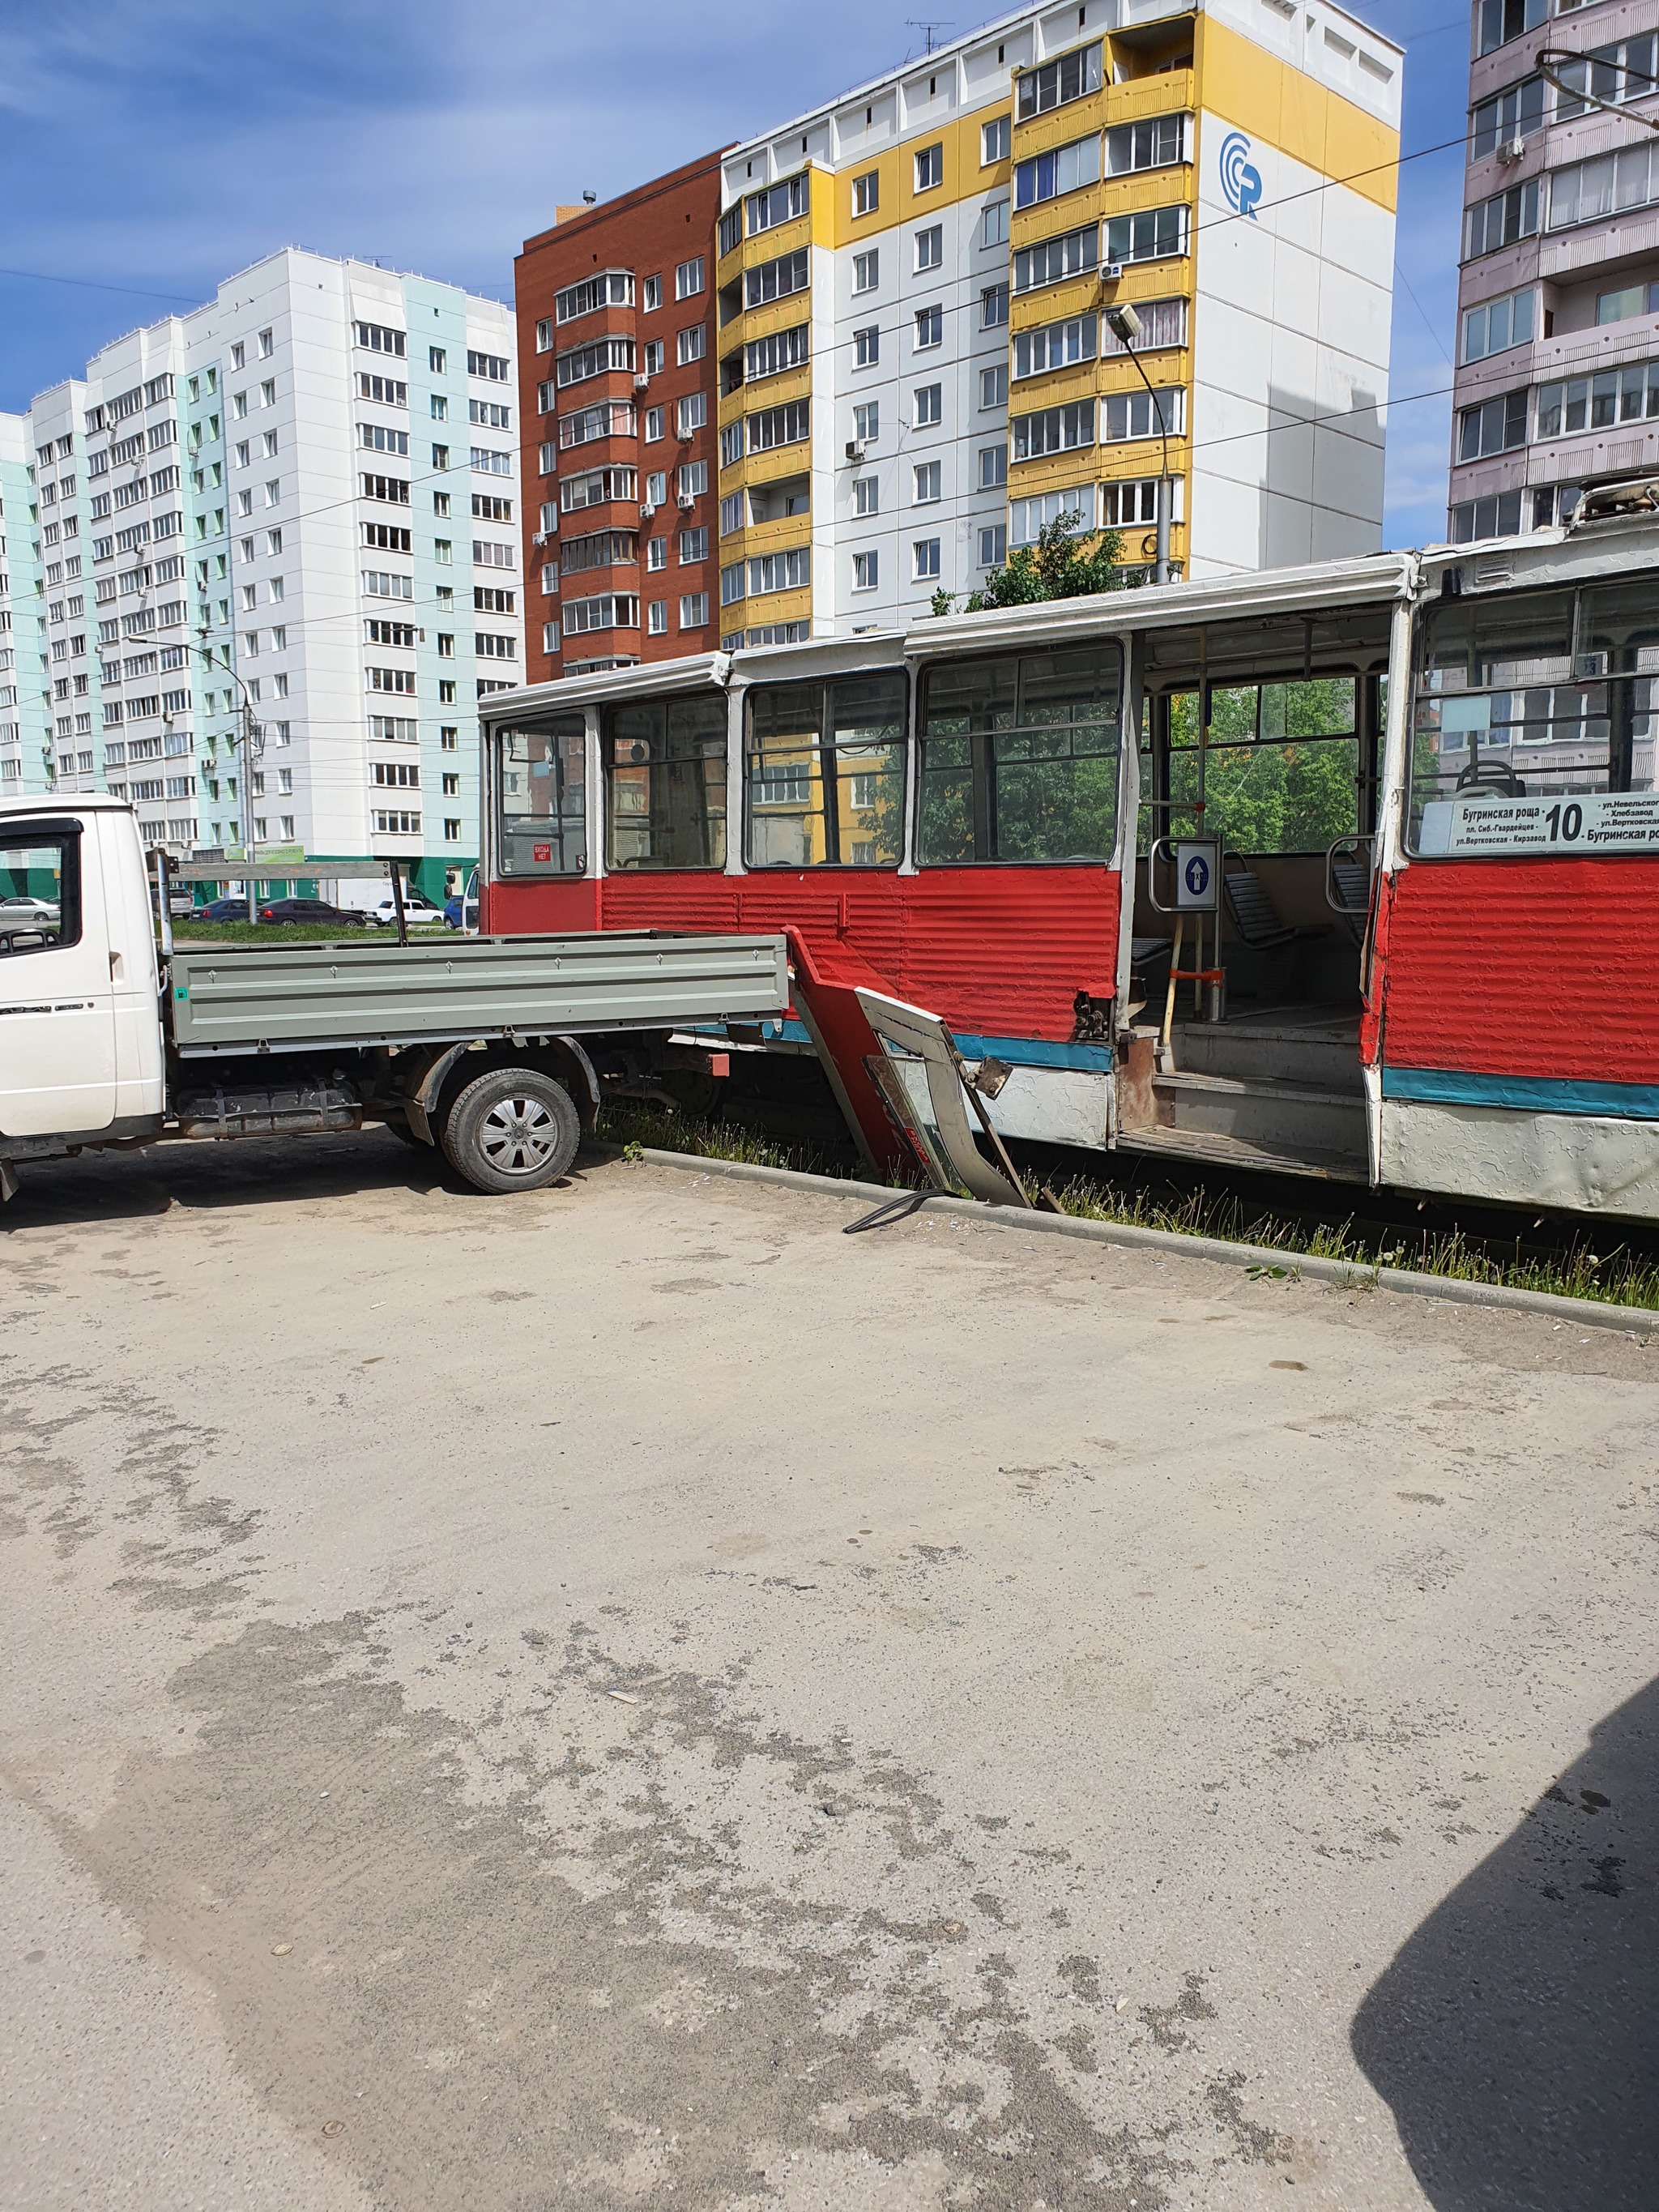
1,1133 -> 1654,2210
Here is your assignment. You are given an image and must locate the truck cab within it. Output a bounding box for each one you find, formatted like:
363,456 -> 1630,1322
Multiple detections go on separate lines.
0,796 -> 165,1151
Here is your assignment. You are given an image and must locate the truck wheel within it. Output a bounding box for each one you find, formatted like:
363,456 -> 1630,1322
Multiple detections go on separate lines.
439,1067 -> 580,1194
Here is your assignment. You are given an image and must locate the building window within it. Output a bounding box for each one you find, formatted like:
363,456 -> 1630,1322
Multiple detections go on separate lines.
854,477 -> 879,516
979,524 -> 1007,567
854,400 -> 881,443
679,461 -> 707,498
1549,143 -> 1659,232
1461,288 -> 1536,363
675,257 -> 706,300
853,250 -> 879,293
1015,134 -> 1102,210
744,250 -> 809,309
647,536 -> 667,570
535,318 -> 552,352
1471,75 -> 1547,160
979,443 -> 1007,488
1107,115 -> 1190,173
915,224 -> 944,272
1016,41 -> 1102,120
744,324 -> 810,381
1536,362 -> 1659,438
912,539 -> 941,581
982,115 -> 1011,164
676,393 -> 707,437
1456,387 -> 1529,459
646,405 -> 664,441
914,305 -> 943,350
1013,222 -> 1099,293
603,690 -> 727,870
915,143 -> 944,192
747,173 -> 808,235
853,171 -> 880,216
644,339 -> 664,375
1105,207 -> 1189,264
1467,180 -> 1540,256
679,592 -> 709,629
1476,0 -> 1544,56
1013,401 -> 1096,458
1102,386 -> 1184,442
982,284 -> 1009,328
648,600 -> 667,634
915,384 -> 943,428
855,324 -> 881,368
643,275 -> 662,311
981,363 -> 1009,410
748,549 -> 810,595
677,323 -> 706,365
914,460 -> 942,504
679,527 -> 708,562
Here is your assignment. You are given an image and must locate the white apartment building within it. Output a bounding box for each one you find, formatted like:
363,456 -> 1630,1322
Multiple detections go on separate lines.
0,248 -> 520,902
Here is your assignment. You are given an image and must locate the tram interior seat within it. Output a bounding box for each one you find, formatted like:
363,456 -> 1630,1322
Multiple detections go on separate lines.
1221,856 -> 1325,952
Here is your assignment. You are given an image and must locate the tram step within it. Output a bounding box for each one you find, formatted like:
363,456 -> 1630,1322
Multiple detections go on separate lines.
1170,1023 -> 1363,1093
1115,1124 -> 1368,1184
1151,1070 -> 1368,1159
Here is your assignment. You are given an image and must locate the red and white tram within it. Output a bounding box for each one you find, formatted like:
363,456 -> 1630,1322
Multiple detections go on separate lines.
477,502 -> 1659,1221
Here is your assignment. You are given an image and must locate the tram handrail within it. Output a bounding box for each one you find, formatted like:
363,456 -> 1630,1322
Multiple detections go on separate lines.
1145,835 -> 1178,914
1324,835 -> 1375,916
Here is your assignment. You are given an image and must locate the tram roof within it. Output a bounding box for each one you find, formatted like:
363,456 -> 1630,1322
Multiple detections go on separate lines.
482,512 -> 1659,723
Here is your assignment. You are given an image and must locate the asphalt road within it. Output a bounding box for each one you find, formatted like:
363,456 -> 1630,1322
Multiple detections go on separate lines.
2,1133 -> 1655,2212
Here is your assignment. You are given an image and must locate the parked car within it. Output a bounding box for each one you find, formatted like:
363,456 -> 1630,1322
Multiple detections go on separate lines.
256,898 -> 369,928
198,895 -> 256,921
0,892 -> 61,926
445,869 -> 480,933
363,892 -> 449,929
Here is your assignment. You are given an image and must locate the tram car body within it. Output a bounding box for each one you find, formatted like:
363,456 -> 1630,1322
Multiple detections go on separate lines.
478,508 -> 1659,1221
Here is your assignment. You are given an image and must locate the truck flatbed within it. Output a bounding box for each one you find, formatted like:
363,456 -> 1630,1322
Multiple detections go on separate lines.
166,930 -> 789,1055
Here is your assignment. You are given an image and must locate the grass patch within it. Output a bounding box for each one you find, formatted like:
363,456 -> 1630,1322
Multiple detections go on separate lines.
596,1100 -> 830,1176
606,1099 -> 1659,1315
1040,1172 -> 1659,1312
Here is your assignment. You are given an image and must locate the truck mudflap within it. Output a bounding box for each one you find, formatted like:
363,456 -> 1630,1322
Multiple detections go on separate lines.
172,1080 -> 363,1139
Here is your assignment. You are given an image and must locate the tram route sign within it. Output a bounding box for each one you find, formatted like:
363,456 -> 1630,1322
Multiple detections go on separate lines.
1419,791 -> 1659,856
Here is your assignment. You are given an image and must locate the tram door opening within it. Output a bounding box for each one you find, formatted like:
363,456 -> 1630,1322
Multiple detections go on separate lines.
1120,604 -> 1391,1181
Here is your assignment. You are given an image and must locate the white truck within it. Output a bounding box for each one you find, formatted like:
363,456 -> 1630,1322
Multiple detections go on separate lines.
0,794 -> 787,1202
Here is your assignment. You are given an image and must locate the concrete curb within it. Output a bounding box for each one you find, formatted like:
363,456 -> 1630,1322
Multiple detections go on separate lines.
636,1148 -> 1659,1336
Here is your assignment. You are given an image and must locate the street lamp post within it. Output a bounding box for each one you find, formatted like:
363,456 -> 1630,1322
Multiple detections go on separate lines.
1104,301 -> 1172,586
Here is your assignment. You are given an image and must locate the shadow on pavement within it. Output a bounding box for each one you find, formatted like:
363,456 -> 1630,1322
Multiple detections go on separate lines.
1,1129 -> 613,1230
1352,1672 -> 1659,2210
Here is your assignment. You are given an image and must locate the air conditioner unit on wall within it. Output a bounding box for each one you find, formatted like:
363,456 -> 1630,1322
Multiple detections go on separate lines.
845,442 -> 865,463
676,493 -> 696,510
1496,136 -> 1526,164
633,374 -> 650,390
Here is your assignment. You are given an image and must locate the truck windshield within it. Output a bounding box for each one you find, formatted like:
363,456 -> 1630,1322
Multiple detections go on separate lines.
496,714 -> 587,876
0,830 -> 81,957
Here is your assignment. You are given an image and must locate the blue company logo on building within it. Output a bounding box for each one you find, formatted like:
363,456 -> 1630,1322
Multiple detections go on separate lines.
1219,130 -> 1263,219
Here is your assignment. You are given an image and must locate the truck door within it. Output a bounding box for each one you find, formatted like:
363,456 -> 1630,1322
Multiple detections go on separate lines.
0,816 -> 119,1138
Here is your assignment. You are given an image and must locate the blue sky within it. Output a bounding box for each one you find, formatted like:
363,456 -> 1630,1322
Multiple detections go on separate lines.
0,0 -> 1469,545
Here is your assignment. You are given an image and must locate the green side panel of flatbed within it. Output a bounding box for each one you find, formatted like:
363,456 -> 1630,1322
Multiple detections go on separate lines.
166,931 -> 790,1055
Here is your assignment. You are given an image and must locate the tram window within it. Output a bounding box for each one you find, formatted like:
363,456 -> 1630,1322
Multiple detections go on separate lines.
604,690 -> 727,869
1409,581 -> 1659,855
1163,677 -> 1358,855
495,714 -> 587,876
919,643 -> 1120,865
745,673 -> 906,868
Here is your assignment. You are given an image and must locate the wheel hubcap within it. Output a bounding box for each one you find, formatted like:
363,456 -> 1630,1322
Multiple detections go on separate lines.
478,1097 -> 561,1176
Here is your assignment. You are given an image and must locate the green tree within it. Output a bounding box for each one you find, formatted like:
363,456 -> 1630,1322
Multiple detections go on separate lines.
930,512 -> 1131,617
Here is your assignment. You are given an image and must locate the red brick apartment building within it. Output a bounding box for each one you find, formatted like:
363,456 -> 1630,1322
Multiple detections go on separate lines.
515,154 -> 726,682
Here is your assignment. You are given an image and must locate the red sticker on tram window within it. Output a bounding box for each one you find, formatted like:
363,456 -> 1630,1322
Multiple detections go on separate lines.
532,843 -> 552,862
